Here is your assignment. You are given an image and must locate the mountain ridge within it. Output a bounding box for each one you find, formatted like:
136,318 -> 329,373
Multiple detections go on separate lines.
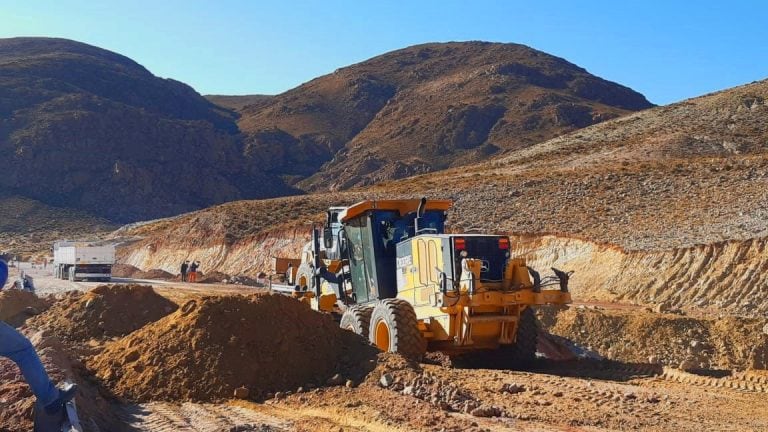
231,41 -> 653,190
0,37 -> 296,222
0,37 -> 652,227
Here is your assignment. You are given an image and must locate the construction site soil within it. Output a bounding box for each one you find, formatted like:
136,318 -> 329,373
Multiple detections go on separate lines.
544,307 -> 768,370
27,284 -> 178,341
0,289 -> 50,326
112,264 -> 175,280
88,293 -> 379,402
2,285 -> 768,431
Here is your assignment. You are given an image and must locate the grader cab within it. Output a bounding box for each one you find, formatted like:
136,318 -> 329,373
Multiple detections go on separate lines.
274,198 -> 571,362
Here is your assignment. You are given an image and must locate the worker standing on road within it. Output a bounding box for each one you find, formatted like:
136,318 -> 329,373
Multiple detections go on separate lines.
0,260 -> 77,423
180,260 -> 189,282
188,260 -> 198,283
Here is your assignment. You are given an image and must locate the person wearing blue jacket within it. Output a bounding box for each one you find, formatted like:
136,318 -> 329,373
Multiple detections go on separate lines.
0,259 -> 77,420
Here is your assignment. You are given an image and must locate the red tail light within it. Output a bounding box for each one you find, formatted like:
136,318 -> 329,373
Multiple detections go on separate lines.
498,238 -> 510,249
454,237 -> 466,250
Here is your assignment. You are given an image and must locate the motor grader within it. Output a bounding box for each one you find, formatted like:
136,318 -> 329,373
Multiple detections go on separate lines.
270,198 -> 571,362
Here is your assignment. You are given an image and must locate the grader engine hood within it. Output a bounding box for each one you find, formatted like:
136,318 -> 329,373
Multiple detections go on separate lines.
394,234 -> 512,296
451,235 -> 509,283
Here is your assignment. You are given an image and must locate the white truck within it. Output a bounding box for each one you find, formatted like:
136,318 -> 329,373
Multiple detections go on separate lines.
53,241 -> 115,282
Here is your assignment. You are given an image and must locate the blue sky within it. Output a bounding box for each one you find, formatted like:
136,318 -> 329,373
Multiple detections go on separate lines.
1,0 -> 766,105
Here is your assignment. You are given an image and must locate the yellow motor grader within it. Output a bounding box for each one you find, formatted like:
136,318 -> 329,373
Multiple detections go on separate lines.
270,198 -> 571,362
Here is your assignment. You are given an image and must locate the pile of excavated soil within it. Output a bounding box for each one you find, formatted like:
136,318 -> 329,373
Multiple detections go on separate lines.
0,330 -> 120,432
548,307 -> 768,370
88,294 -> 378,402
197,271 -> 229,283
0,289 -> 50,326
134,268 -> 174,280
27,285 -> 177,341
111,263 -> 141,278
112,264 -> 175,280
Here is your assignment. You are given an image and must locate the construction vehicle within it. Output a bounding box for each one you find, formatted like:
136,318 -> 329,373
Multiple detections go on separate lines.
270,198 -> 571,361
52,241 -> 115,282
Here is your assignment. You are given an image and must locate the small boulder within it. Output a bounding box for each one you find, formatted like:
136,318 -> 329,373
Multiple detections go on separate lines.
679,359 -> 698,371
501,383 -> 526,394
233,386 -> 249,399
123,350 -> 140,363
379,373 -> 394,388
326,373 -> 344,386
470,405 -> 503,417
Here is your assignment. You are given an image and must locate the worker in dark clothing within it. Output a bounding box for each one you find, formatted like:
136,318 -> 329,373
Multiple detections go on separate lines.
0,260 -> 77,425
180,261 -> 189,282
188,261 -> 198,283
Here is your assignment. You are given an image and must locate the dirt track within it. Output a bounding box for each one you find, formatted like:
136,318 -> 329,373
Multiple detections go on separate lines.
2,275 -> 767,431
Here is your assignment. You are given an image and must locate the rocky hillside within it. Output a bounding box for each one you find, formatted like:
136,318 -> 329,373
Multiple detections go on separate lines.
0,196 -> 115,259
231,41 -> 652,190
0,37 -> 294,222
117,79 -> 768,314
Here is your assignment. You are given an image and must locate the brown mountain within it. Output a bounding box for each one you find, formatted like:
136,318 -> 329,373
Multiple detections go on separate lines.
232,41 -> 653,190
0,37 -> 295,222
118,79 -> 768,315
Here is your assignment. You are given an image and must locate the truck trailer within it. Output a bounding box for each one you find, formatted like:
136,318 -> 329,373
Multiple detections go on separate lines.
53,241 -> 115,282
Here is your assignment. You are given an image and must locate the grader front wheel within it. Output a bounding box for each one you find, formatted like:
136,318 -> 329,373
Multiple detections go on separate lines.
340,306 -> 373,338
368,298 -> 426,360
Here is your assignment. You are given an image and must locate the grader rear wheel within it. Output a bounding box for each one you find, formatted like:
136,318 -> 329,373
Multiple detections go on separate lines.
368,298 -> 426,360
340,306 -> 373,338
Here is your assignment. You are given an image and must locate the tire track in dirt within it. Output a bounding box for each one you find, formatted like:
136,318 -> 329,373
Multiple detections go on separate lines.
660,368 -> 768,393
118,402 -> 292,431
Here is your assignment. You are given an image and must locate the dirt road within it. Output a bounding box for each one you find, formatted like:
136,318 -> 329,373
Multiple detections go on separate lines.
14,263 -> 262,299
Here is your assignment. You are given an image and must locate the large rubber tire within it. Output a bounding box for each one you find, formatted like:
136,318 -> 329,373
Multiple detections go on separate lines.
368,298 -> 426,360
340,306 -> 373,338
503,307 -> 538,367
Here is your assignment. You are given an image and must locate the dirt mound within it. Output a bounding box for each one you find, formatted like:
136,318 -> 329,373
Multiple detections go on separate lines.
197,271 -> 229,283
0,330 -> 122,432
134,268 -> 174,280
88,294 -> 378,402
28,285 -> 177,341
111,263 -> 141,278
547,307 -> 768,370
0,289 -> 50,326
113,264 -> 175,280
